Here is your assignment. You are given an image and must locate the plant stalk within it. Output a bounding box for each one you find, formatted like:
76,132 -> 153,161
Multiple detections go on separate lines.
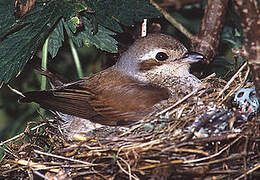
69,38 -> 83,78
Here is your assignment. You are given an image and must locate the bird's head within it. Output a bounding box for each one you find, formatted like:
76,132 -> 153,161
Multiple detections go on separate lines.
115,34 -> 204,87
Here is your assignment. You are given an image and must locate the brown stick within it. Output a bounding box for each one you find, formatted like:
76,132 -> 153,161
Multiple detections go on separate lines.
151,0 -> 194,40
159,0 -> 202,9
191,0 -> 229,63
234,0 -> 260,98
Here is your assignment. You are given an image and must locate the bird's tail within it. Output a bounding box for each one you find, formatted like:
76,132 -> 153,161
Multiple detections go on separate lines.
34,67 -> 68,87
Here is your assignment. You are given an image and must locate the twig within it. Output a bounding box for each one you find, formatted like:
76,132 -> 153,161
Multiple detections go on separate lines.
202,73 -> 216,80
138,159 -> 183,170
193,153 -> 244,166
32,168 -> 52,180
156,82 -> 207,116
117,156 -> 138,180
150,0 -> 194,39
218,65 -> 250,105
117,139 -> 161,157
0,122 -> 48,146
159,0 -> 202,9
33,150 -> 98,166
217,62 -> 248,98
17,159 -> 59,173
234,163 -> 260,180
183,136 -> 242,164
119,123 -> 143,137
193,133 -> 238,143
162,147 -> 209,156
7,84 -> 25,97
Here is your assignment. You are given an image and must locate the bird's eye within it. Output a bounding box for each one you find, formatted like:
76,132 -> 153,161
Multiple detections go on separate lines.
155,52 -> 169,61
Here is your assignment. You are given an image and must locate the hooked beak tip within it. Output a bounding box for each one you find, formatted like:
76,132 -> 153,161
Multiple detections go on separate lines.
179,52 -> 205,64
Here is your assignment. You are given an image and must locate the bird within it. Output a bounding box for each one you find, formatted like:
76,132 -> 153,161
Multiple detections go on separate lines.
19,33 -> 204,126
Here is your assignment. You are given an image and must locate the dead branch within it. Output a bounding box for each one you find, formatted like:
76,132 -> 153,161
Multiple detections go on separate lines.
234,0 -> 260,98
159,0 -> 202,9
191,0 -> 229,63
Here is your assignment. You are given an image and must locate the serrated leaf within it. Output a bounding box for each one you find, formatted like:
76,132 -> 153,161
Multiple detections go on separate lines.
0,0 -> 17,38
64,17 -> 118,53
48,19 -> 65,58
0,0 -> 161,83
85,13 -> 123,33
86,0 -> 161,32
61,1 -> 93,20
0,1 -> 63,83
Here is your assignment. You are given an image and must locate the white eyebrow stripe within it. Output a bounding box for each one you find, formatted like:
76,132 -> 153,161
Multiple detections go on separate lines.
140,48 -> 165,60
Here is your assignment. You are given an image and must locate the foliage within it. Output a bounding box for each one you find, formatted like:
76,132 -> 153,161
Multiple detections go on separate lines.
0,0 -> 160,83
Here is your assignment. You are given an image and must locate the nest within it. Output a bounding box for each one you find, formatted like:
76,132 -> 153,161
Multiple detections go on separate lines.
1,64 -> 260,180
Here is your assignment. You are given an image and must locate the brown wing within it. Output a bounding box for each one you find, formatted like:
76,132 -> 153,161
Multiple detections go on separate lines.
20,69 -> 169,125
89,82 -> 169,125
20,84 -> 100,120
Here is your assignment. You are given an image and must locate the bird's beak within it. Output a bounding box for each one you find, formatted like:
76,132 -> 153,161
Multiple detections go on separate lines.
178,52 -> 205,64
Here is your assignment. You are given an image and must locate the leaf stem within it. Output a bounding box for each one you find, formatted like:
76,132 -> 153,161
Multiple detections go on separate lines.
69,38 -> 83,78
40,37 -> 49,114
41,37 -> 49,90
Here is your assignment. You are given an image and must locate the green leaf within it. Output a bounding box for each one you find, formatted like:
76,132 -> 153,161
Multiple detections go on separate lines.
85,13 -> 123,33
64,17 -> 118,53
60,0 -> 93,20
86,0 -> 161,32
0,0 -> 161,83
0,0 -> 16,38
48,19 -> 65,58
0,1 -> 63,83
67,16 -> 81,33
